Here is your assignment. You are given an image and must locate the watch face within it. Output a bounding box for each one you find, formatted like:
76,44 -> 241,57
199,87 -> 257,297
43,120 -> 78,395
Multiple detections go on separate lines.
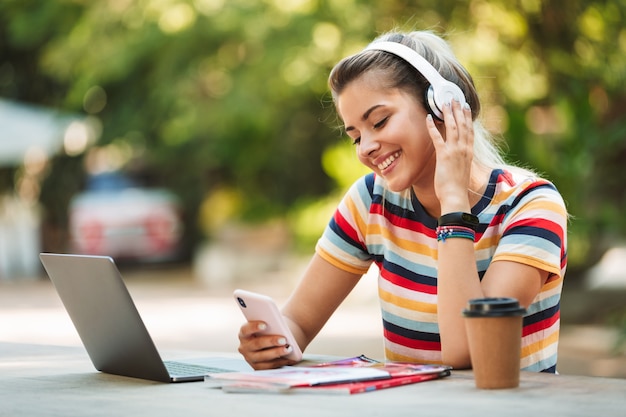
438,212 -> 479,230
462,213 -> 479,225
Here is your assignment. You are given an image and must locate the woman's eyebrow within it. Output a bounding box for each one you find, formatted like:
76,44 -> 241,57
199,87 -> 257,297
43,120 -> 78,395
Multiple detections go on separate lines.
345,104 -> 384,132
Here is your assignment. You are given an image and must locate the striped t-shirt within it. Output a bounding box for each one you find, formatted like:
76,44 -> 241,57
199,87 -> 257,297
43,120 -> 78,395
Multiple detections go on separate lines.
316,169 -> 567,373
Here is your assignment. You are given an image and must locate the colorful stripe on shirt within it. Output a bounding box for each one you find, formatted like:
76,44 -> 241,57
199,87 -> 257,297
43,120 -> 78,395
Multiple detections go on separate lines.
316,169 -> 567,373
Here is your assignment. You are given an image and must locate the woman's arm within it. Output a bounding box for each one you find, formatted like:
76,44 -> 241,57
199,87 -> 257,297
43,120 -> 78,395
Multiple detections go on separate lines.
430,100 -> 551,368
437,240 -> 549,368
282,253 -> 363,350
237,253 -> 362,369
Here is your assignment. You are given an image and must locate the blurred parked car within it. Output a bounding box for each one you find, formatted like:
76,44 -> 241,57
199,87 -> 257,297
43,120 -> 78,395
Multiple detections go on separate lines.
69,172 -> 184,262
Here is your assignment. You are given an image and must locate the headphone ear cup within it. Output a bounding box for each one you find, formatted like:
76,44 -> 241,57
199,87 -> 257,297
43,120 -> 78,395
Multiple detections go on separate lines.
427,81 -> 467,122
425,85 -> 443,121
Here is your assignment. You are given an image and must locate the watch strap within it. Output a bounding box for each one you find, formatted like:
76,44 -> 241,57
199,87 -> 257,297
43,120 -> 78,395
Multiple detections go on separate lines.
438,212 -> 479,231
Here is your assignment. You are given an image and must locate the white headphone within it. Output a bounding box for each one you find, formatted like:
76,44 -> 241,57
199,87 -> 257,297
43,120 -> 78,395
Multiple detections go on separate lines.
364,41 -> 466,121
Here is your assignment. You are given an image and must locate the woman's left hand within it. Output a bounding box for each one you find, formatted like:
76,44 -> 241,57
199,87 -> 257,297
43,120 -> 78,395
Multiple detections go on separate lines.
426,99 -> 474,213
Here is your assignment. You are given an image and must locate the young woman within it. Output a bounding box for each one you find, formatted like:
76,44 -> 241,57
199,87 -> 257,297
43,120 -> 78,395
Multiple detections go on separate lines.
238,30 -> 567,373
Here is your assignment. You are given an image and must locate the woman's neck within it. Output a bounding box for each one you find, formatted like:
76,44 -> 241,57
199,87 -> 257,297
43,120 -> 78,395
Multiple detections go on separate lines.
413,164 -> 492,219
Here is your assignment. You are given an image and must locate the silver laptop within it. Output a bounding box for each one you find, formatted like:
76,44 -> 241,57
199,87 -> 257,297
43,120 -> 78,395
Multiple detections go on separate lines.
40,253 -> 250,382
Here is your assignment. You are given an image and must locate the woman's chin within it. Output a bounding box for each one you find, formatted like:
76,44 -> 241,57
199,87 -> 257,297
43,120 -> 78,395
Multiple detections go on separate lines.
383,178 -> 410,193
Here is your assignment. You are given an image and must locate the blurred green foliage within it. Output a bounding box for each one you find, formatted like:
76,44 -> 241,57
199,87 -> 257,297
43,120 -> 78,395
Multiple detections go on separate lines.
1,0 -> 625,274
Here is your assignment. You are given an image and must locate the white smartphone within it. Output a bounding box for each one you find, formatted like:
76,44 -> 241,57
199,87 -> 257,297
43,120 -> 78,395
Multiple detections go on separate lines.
233,289 -> 303,362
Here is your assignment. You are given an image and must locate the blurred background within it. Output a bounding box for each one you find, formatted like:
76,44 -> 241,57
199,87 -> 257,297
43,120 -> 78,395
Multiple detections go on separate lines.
0,0 -> 624,377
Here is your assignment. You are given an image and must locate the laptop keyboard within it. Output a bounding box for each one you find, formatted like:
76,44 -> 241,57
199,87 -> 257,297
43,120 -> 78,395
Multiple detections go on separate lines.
164,361 -> 231,377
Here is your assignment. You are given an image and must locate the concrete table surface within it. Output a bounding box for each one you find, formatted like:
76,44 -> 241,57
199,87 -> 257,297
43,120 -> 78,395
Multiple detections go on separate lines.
1,342 -> 624,417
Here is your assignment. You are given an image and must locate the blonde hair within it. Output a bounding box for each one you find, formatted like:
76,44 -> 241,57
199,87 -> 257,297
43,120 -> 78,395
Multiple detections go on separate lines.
329,30 -> 511,172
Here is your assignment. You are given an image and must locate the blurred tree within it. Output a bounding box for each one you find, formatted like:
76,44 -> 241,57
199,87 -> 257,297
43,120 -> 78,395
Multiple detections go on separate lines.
450,0 -> 626,274
1,0 -> 624,274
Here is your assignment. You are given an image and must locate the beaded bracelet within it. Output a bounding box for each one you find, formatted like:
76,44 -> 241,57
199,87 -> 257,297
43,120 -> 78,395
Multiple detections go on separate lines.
436,225 -> 476,242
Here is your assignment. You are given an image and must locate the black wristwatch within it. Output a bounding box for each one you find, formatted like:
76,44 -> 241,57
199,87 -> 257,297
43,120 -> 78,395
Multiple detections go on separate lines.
438,212 -> 479,231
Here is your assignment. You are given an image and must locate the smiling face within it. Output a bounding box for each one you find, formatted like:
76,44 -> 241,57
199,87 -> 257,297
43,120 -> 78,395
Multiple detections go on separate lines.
336,71 -> 438,192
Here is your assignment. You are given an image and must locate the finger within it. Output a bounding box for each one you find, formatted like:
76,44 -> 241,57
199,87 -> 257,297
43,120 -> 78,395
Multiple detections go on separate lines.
451,99 -> 468,140
249,355 -> 296,370
463,101 -> 472,115
463,103 -> 474,143
445,99 -> 473,146
452,99 -> 465,122
250,343 -> 295,363
238,321 -> 268,339
238,321 -> 297,368
426,114 -> 445,147
459,101 -> 471,122
438,104 -> 460,148
442,101 -> 458,137
239,323 -> 288,352
238,337 -> 297,370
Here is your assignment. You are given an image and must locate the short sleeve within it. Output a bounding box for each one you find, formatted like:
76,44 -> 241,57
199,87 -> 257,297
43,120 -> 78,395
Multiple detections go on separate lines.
492,179 -> 568,278
315,174 -> 375,275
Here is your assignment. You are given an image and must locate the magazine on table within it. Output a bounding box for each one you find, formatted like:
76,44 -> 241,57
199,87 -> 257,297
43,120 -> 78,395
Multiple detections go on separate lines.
204,355 -> 451,395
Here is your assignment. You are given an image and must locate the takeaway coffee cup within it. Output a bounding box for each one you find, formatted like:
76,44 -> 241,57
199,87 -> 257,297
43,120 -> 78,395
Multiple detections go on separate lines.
463,297 -> 526,389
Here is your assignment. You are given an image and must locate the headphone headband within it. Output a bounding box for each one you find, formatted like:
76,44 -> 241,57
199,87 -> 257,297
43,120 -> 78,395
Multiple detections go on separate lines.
364,41 -> 466,120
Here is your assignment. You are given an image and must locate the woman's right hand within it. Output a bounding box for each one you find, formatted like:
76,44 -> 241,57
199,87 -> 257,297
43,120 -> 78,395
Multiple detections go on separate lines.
237,320 -> 298,370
